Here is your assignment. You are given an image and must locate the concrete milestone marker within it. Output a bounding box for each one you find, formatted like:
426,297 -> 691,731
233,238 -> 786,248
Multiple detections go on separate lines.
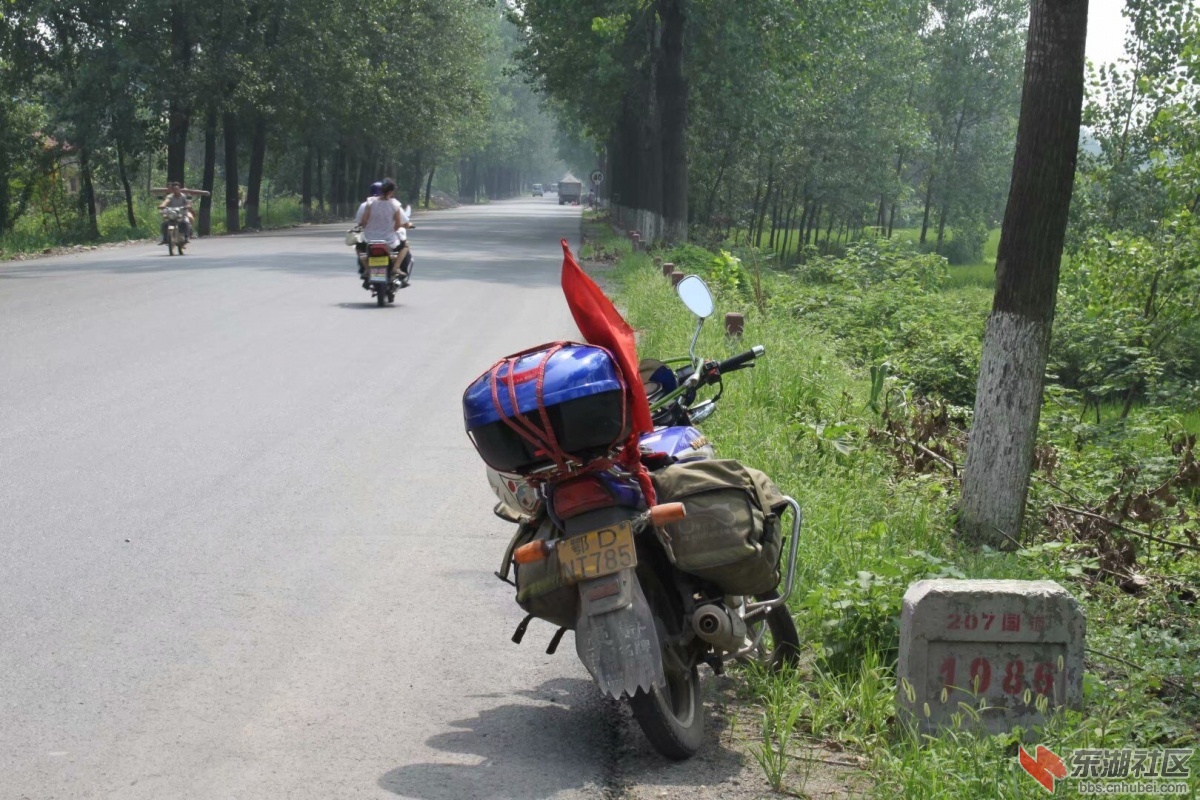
897,580 -> 1084,734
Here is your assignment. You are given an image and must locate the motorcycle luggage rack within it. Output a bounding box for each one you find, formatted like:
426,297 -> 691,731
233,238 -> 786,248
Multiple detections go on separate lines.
727,497 -> 802,662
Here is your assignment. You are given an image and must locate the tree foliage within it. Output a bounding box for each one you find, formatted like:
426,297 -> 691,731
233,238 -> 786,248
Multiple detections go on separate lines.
0,0 -> 561,243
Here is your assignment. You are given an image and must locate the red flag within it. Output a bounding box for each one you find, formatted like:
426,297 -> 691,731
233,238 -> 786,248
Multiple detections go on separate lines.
560,239 -> 653,438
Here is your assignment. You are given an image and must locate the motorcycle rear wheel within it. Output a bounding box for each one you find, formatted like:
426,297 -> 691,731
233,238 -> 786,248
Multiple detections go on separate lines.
628,565 -> 705,760
376,290 -> 386,307
628,663 -> 703,761
167,241 -> 175,256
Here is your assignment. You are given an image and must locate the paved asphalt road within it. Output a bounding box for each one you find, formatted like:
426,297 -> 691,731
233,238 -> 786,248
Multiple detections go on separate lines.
0,198 -> 630,799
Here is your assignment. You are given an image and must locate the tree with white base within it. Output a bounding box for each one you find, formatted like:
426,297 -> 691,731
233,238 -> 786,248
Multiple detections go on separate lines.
957,0 -> 1090,549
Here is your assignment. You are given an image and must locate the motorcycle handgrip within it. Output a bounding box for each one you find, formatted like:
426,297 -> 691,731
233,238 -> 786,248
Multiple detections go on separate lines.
716,345 -> 765,374
649,503 -> 686,526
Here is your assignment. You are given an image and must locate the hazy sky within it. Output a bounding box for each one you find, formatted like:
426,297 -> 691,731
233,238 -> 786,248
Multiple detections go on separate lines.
1087,0 -> 1129,67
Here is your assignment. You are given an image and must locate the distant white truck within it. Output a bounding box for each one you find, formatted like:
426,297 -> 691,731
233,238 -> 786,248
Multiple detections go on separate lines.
558,174 -> 582,205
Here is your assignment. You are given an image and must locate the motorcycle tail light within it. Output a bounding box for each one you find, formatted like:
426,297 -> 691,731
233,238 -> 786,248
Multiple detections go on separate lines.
552,476 -> 614,519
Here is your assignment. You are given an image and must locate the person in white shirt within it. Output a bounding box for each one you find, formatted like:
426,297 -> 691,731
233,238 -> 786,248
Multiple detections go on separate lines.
355,182 -> 382,225
359,178 -> 414,287
353,181 -> 383,276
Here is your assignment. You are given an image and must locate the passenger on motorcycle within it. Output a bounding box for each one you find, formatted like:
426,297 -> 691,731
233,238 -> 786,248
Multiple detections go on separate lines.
355,181 -> 383,225
358,178 -> 414,287
158,182 -> 194,244
354,181 -> 383,276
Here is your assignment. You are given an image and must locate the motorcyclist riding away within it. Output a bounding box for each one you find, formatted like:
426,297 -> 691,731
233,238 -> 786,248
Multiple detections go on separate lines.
359,178 -> 414,287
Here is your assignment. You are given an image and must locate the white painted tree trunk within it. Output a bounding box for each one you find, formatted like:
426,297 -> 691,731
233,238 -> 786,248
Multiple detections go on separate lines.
959,311 -> 1051,548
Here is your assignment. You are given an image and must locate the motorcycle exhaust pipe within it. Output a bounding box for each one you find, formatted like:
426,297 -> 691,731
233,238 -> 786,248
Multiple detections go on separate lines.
691,604 -> 747,653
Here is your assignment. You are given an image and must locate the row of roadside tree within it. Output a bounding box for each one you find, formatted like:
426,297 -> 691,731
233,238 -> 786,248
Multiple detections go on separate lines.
0,0 -> 565,246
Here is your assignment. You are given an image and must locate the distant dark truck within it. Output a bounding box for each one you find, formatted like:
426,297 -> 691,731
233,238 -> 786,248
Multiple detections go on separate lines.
558,180 -> 582,205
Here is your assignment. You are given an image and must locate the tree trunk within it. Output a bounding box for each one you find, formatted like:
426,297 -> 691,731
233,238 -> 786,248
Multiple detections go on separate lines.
768,184 -> 781,250
223,112 -> 240,233
245,115 -> 267,229
703,141 -> 733,225
919,170 -> 935,244
936,108 -> 969,252
0,156 -> 9,234
408,150 -> 424,206
958,0 -> 1089,549
634,8 -> 663,241
167,101 -> 189,185
316,148 -> 325,214
115,141 -> 137,229
167,5 -> 191,184
658,0 -> 688,242
756,161 -> 775,246
301,147 -> 313,221
424,164 -> 435,209
199,105 -> 216,236
747,175 -> 763,247
794,201 -> 811,259
78,146 -> 100,240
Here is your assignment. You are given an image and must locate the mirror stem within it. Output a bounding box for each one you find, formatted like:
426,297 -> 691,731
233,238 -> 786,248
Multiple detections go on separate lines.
688,317 -> 704,366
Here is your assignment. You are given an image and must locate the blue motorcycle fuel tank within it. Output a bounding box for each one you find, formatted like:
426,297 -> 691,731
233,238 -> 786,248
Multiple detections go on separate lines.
638,425 -> 715,462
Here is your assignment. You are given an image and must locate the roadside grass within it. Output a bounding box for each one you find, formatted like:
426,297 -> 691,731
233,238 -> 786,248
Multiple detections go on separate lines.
739,222 -> 999,289
581,212 -> 632,261
601,236 -> 1200,798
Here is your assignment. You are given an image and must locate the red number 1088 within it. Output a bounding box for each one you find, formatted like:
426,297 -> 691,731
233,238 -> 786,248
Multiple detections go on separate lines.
938,656 -> 1056,697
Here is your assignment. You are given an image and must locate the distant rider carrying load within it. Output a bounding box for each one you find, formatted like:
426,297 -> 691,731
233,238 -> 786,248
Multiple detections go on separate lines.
158,181 -> 194,244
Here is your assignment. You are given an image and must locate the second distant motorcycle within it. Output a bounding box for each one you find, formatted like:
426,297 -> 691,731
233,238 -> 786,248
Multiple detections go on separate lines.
159,206 -> 189,256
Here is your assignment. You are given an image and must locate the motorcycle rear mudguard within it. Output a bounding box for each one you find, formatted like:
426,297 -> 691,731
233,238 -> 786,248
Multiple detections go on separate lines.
574,568 -> 667,698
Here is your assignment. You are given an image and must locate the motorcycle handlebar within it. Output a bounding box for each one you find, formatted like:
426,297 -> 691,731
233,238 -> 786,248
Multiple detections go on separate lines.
715,345 -> 765,375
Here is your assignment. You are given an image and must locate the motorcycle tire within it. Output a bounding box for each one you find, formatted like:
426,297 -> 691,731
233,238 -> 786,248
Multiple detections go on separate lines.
167,241 -> 174,256
376,290 -> 386,307
627,564 -> 704,760
742,589 -> 800,672
629,663 -> 704,761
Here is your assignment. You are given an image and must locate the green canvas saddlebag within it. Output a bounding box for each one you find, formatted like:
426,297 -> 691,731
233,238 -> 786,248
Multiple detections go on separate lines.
651,458 -> 788,596
512,517 -> 578,630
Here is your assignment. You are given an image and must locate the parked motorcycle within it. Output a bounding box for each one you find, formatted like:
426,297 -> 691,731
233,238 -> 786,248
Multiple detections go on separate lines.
462,272 -> 801,760
159,206 -> 189,256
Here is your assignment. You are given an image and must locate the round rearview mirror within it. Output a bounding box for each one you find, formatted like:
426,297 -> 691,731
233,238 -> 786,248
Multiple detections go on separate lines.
676,275 -> 715,319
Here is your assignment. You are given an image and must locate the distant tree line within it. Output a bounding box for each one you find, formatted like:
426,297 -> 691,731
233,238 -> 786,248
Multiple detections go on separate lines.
0,0 -> 564,243
512,0 -> 1027,255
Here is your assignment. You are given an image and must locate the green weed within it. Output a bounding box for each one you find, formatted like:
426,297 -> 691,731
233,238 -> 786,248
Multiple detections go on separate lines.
601,228 -> 1200,799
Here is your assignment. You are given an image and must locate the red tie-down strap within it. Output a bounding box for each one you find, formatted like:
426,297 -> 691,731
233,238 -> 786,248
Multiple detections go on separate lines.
619,433 -> 657,506
487,342 -> 572,472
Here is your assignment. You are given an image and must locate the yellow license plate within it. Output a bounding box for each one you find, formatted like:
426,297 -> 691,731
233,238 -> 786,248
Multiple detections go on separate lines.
367,255 -> 388,267
559,520 -> 637,585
